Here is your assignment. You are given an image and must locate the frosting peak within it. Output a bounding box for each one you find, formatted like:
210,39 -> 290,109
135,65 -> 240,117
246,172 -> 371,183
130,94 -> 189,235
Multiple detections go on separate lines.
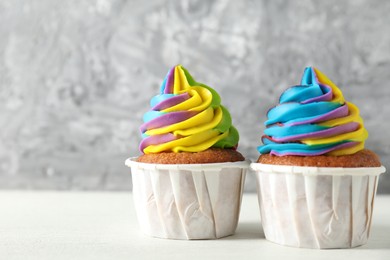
140,65 -> 239,154
258,67 -> 368,156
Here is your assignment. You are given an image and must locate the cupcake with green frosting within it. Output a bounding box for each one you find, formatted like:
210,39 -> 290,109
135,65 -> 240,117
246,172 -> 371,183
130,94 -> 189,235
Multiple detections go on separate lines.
251,67 -> 385,249
126,65 -> 248,240
137,64 -> 243,163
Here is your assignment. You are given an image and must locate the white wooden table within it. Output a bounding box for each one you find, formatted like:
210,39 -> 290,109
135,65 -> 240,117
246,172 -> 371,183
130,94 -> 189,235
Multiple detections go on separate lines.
0,191 -> 389,260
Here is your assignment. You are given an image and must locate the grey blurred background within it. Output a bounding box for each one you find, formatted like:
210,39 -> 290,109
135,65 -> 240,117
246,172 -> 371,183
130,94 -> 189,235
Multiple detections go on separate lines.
0,0 -> 389,192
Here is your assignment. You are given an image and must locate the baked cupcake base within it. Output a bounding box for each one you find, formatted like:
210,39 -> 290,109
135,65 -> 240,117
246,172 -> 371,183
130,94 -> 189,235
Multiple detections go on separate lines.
137,148 -> 245,164
257,149 -> 381,167
251,156 -> 386,249
126,157 -> 248,240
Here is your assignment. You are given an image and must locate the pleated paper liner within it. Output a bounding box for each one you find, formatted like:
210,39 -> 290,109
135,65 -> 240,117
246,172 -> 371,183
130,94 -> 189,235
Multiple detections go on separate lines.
251,163 -> 386,249
126,158 -> 249,240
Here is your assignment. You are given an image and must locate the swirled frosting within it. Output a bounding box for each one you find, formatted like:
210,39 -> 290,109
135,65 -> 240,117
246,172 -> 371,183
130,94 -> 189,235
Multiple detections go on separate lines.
139,65 -> 239,154
258,67 -> 368,156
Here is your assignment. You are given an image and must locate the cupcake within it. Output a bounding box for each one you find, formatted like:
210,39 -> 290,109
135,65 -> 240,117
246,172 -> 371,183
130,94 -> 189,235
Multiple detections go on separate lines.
126,65 -> 248,240
251,67 -> 386,249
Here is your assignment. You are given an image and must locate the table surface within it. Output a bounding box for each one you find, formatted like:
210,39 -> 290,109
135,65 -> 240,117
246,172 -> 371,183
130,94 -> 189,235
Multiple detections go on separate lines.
0,191 -> 389,260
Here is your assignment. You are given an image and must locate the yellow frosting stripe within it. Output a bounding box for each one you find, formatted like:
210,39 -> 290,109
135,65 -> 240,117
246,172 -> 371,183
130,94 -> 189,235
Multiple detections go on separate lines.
161,89 -> 203,112
172,131 -> 229,152
143,129 -> 229,154
173,66 -> 190,94
173,107 -> 222,136
163,72 -> 212,112
328,142 -> 365,156
187,87 -> 213,112
318,103 -> 362,127
144,107 -> 215,136
302,128 -> 368,145
313,67 -> 345,104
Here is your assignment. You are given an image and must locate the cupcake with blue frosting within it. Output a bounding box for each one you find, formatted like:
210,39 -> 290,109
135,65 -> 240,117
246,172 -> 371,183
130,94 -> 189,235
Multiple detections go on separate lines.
252,67 -> 385,249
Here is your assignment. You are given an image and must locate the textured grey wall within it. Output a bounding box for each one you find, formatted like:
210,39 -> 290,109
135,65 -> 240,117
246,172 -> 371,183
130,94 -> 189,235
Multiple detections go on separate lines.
0,0 -> 389,192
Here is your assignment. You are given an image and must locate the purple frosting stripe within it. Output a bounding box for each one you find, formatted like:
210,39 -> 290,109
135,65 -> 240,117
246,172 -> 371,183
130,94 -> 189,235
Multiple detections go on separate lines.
286,104 -> 349,126
140,111 -> 198,133
152,93 -> 190,111
301,84 -> 333,104
270,122 -> 360,142
139,133 -> 177,153
164,67 -> 175,94
270,142 -> 359,156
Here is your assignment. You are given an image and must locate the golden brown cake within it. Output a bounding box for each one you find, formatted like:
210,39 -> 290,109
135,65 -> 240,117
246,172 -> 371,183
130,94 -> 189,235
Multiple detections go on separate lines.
257,149 -> 381,167
137,148 -> 245,164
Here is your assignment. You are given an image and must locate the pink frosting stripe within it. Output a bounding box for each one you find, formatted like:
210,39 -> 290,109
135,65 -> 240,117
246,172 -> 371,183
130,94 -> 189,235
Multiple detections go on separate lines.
152,93 -> 191,111
139,133 -> 177,153
164,67 -> 175,94
270,122 -> 360,142
270,141 -> 359,156
286,104 -> 349,126
140,111 -> 198,133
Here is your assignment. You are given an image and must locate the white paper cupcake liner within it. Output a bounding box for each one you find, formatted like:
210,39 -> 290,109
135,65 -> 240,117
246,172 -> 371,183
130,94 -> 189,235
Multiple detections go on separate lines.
251,163 -> 386,249
126,158 -> 248,240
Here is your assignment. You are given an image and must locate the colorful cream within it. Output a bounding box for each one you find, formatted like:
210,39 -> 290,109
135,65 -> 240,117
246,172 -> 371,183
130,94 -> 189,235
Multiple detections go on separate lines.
140,65 -> 239,154
258,67 -> 367,156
